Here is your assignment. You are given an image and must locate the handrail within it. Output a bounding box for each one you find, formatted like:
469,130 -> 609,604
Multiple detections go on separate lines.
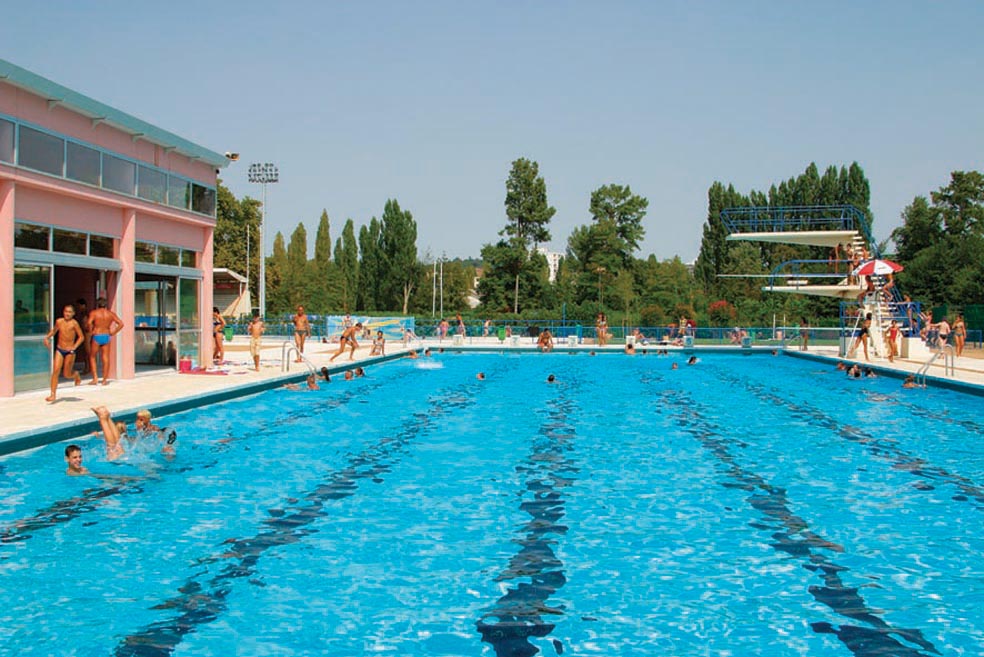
281,341 -> 317,376
915,344 -> 955,386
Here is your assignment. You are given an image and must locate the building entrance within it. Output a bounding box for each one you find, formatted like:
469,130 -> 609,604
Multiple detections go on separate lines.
135,274 -> 177,371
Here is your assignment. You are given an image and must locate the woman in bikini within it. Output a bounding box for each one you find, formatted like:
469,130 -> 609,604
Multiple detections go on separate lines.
212,307 -> 226,363
850,312 -> 872,361
952,314 -> 966,357
42,304 -> 85,402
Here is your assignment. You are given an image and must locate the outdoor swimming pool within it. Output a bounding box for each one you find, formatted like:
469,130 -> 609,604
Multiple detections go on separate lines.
0,352 -> 982,656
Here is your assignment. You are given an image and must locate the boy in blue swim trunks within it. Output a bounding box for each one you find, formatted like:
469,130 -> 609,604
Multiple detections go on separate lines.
43,304 -> 85,402
86,297 -> 124,386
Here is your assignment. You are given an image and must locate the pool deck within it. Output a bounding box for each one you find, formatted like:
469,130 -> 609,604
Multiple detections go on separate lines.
2,336 -> 982,455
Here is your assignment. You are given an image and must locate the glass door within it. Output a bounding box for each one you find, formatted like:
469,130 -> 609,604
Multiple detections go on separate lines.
13,265 -> 52,392
134,275 -> 177,368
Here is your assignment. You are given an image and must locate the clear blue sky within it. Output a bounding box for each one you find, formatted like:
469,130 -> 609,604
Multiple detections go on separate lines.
4,1 -> 982,262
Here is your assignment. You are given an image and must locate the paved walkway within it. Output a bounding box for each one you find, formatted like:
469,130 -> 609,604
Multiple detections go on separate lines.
2,336 -> 981,454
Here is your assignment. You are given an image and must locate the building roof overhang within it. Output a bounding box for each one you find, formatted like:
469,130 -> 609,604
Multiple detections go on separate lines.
0,58 -> 229,169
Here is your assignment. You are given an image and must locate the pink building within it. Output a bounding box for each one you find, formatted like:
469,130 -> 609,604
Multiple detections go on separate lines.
0,59 -> 230,396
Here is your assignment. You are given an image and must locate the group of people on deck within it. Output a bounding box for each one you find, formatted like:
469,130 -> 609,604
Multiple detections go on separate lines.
43,297 -> 123,403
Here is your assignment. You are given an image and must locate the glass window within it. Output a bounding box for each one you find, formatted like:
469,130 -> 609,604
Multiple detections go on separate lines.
158,245 -> 180,266
89,234 -> 114,258
135,241 -> 156,263
14,222 -> 50,250
138,165 -> 167,203
53,229 -> 87,255
66,141 -> 101,186
103,154 -> 135,195
14,264 -> 52,393
179,278 -> 199,329
18,125 -> 64,176
180,250 -> 197,268
168,176 -> 189,209
191,184 -> 216,216
0,118 -> 13,163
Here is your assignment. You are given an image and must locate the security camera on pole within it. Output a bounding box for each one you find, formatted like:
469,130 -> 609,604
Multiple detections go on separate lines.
247,163 -> 278,318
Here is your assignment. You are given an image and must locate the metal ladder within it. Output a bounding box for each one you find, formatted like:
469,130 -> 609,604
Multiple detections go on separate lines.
915,344 -> 955,386
281,341 -> 318,376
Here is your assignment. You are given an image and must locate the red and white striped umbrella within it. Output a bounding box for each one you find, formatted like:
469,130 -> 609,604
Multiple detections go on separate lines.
853,259 -> 904,276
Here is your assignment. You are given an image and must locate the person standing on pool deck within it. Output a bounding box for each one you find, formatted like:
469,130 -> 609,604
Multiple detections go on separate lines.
248,311 -> 265,371
293,305 -> 311,362
87,297 -> 124,386
330,322 -> 362,362
212,307 -> 226,364
43,304 -> 85,402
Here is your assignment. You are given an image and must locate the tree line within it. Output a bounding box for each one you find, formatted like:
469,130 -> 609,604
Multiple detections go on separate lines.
213,159 -> 983,328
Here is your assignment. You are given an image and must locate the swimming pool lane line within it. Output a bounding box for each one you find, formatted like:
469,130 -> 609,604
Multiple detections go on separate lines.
645,374 -> 940,657
0,369 -> 415,547
708,365 -> 984,510
111,366 -> 497,657
476,369 -> 580,657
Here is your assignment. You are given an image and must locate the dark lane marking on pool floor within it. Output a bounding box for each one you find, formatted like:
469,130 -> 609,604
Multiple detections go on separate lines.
477,378 -> 580,657
0,372 -> 409,547
646,374 -> 940,657
113,369 -> 495,657
709,366 -> 984,509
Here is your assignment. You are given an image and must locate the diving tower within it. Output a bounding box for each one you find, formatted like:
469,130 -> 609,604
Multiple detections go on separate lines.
721,204 -> 927,360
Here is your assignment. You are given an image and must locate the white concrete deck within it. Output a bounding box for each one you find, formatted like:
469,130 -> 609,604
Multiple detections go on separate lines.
2,335 -> 982,454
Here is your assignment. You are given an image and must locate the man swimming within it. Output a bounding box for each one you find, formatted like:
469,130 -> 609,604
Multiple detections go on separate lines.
64,444 -> 89,476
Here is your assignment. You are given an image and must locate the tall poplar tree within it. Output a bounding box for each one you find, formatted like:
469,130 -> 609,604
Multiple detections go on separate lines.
312,210 -> 341,311
380,199 -> 420,314
266,232 -> 289,315
333,219 -> 359,312
357,218 -> 383,312
285,223 -> 308,309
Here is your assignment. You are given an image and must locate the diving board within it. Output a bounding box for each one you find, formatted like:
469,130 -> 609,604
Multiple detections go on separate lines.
727,230 -> 859,248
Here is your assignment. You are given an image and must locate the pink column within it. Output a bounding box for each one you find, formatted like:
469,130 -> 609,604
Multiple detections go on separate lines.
200,225 -> 214,365
0,180 -> 14,397
117,207 -> 136,380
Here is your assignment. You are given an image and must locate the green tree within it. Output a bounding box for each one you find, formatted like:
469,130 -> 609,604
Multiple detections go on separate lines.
312,210 -> 343,312
266,232 -> 289,315
285,223 -> 309,309
334,219 -> 359,312
501,158 -> 555,312
213,181 -> 261,305
893,171 -> 984,305
357,218 -> 383,311
588,184 -> 649,266
379,199 -> 420,314
932,170 -> 984,237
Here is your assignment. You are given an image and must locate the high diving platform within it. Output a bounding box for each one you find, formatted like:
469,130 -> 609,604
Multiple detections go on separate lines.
720,204 -> 927,361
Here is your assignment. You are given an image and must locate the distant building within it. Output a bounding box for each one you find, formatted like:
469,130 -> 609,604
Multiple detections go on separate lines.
213,268 -> 251,318
536,247 -> 563,283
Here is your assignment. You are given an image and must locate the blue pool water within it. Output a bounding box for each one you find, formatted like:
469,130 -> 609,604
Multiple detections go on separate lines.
0,353 -> 982,656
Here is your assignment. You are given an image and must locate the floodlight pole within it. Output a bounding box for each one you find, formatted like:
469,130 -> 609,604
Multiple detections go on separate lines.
247,163 -> 278,318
